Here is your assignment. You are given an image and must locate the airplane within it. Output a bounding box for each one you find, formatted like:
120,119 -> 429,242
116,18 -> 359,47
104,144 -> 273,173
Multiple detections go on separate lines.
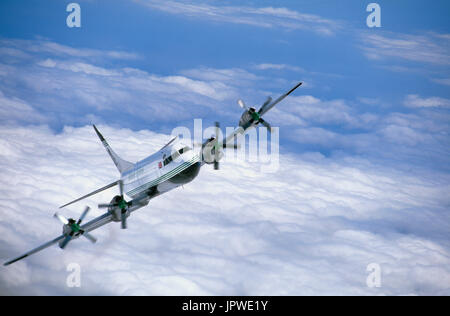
3,82 -> 302,266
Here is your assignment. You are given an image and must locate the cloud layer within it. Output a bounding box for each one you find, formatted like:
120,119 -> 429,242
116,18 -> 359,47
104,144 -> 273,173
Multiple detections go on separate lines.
135,0 -> 341,35
1,36 -> 449,173
0,125 -> 449,295
0,26 -> 449,295
0,38 -> 244,129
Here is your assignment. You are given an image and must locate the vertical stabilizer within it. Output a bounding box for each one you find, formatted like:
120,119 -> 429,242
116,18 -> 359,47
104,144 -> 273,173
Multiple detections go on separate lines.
93,125 -> 134,174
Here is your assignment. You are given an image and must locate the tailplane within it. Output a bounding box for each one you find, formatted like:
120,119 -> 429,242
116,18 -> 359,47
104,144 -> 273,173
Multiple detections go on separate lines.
93,125 -> 134,174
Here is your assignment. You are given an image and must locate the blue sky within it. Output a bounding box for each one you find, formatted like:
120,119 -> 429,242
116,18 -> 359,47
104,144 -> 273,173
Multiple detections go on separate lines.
0,1 -> 449,295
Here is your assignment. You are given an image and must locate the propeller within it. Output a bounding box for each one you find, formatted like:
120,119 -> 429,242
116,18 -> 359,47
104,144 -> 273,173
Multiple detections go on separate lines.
257,96 -> 273,116
198,121 -> 239,169
214,122 -> 220,170
238,99 -> 249,110
237,82 -> 303,133
118,181 -> 127,229
98,180 -> 130,229
54,206 -> 97,249
54,213 -> 69,225
237,97 -> 273,133
259,118 -> 272,131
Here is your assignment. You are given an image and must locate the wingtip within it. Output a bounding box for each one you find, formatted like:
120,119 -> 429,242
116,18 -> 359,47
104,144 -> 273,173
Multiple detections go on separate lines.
286,82 -> 303,96
92,124 -> 105,141
4,254 -> 27,266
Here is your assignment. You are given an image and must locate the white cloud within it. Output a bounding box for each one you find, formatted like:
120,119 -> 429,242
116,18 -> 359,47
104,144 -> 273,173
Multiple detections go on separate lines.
38,59 -> 119,76
0,37 -> 328,129
276,96 -> 450,173
1,36 -> 448,174
180,67 -> 261,85
0,38 -> 139,61
0,91 -> 46,125
431,78 -> 450,86
0,124 -> 449,295
0,39 -> 245,126
404,94 -> 450,108
360,32 -> 450,65
271,95 -> 378,129
357,97 -> 380,106
253,63 -> 304,73
379,124 -> 428,146
0,37 -> 449,293
135,0 -> 342,35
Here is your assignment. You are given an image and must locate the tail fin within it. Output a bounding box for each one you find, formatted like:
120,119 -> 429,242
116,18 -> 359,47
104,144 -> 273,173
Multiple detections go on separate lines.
93,125 -> 134,174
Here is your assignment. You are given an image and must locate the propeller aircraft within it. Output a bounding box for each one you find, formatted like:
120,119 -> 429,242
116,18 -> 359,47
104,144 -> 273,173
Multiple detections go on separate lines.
4,82 -> 302,266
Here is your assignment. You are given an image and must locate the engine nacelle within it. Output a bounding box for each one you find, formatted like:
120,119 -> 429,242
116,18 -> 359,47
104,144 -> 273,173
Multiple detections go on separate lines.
108,195 -> 130,222
239,108 -> 257,130
202,140 -> 224,164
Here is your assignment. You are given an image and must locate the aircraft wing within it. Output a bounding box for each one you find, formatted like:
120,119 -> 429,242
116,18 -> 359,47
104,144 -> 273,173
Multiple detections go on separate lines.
79,212 -> 114,234
4,211 -> 114,266
258,82 -> 302,116
198,127 -> 242,156
212,83 -> 302,148
4,234 -> 66,266
222,126 -> 245,148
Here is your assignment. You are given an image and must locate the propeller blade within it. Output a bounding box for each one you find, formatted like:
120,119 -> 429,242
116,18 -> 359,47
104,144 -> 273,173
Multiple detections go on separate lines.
82,232 -> 97,244
223,143 -> 240,149
238,99 -> 249,110
121,210 -> 127,229
54,213 -> 69,225
77,206 -> 90,225
119,180 -> 124,197
258,96 -> 273,115
60,234 -> 73,249
214,122 -> 220,170
259,118 -> 272,133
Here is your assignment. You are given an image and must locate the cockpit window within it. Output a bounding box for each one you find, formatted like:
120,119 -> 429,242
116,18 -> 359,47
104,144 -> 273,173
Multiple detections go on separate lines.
163,146 -> 191,166
163,155 -> 172,166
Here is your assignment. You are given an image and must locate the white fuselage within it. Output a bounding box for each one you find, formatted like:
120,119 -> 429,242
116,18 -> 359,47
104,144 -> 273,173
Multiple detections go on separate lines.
121,139 -> 201,199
